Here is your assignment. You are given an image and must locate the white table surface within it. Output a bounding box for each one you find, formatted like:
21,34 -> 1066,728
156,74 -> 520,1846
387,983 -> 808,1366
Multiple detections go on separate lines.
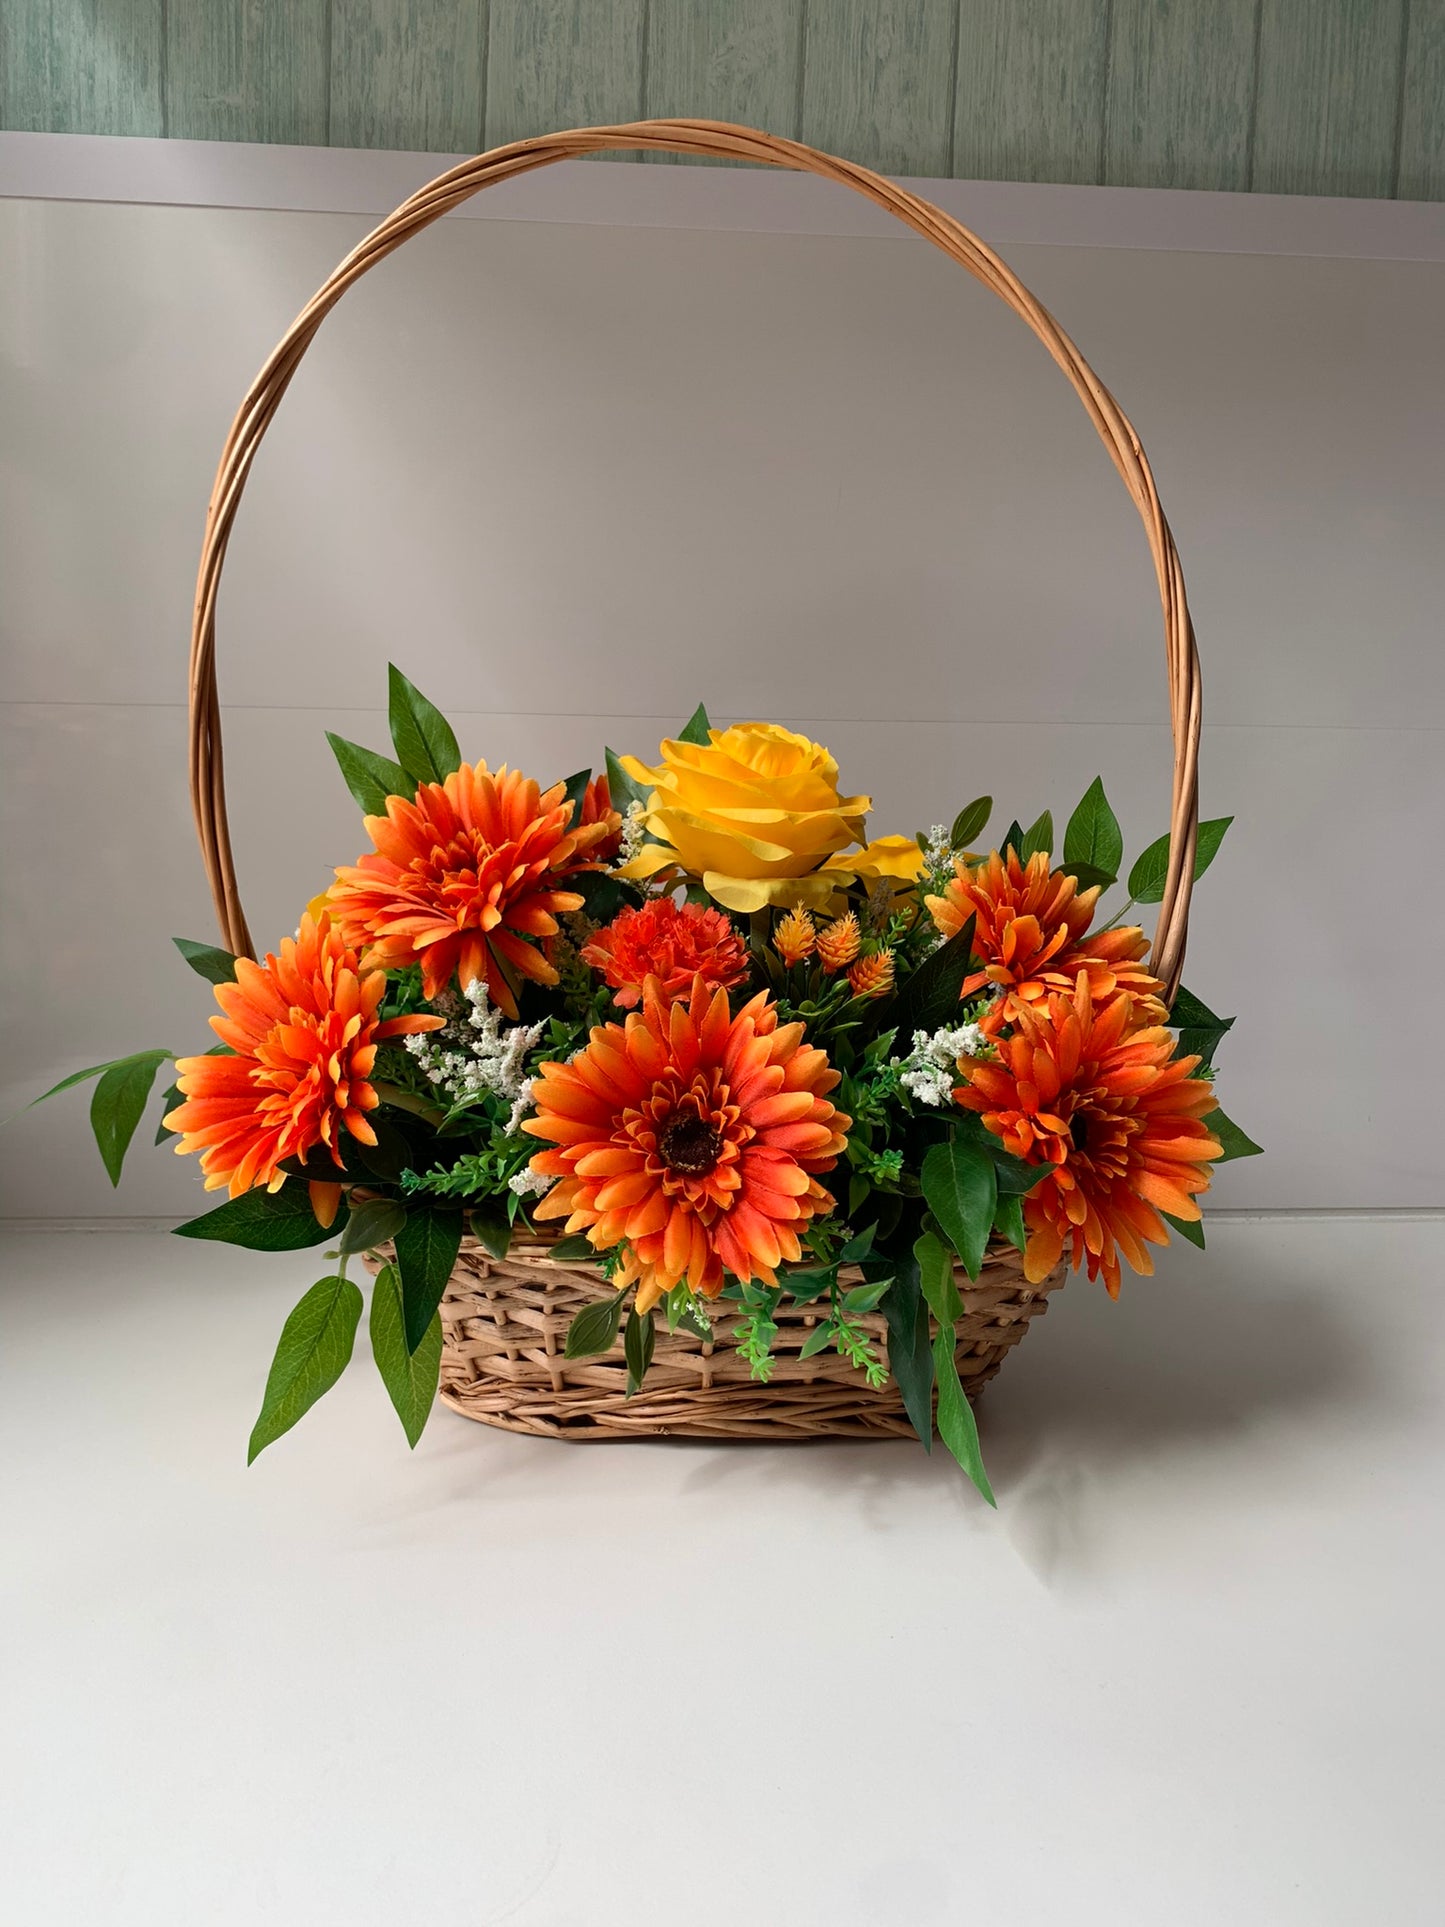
2,1216 -> 1441,1925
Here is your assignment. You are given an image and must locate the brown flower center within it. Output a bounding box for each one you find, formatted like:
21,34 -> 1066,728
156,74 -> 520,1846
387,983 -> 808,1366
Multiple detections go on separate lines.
659,1113 -> 724,1175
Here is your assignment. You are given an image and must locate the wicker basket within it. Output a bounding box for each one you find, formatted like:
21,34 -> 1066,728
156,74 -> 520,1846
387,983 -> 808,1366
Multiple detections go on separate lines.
185,120 -> 1202,1443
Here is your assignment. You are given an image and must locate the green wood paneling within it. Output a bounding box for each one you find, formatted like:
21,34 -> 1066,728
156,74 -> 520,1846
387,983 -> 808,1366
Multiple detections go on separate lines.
167,2 -> 328,146
2,0 -> 1443,201
1,0 -> 162,135
1398,0 -> 1445,201
484,0 -> 644,152
645,0 -> 804,160
1104,0 -> 1259,191
800,0 -> 959,178
953,0 -> 1110,185
329,0 -> 484,153
1252,0 -> 1407,198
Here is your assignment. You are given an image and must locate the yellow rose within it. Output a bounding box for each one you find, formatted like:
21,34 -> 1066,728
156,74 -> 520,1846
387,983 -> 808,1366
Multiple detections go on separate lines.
822,835 -> 925,890
618,722 -> 871,913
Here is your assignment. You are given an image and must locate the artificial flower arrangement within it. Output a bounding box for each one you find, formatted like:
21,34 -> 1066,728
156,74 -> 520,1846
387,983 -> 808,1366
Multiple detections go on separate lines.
35,667 -> 1259,1498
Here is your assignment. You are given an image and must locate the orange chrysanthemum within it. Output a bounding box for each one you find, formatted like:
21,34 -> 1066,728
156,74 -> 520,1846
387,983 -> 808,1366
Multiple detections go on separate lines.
328,761 -> 615,1016
773,903 -> 817,967
163,913 -> 442,1199
927,848 -> 1164,1026
581,897 -> 750,1009
847,948 -> 895,998
954,974 -> 1221,1297
522,974 -> 850,1311
815,911 -> 861,973
580,772 -> 624,863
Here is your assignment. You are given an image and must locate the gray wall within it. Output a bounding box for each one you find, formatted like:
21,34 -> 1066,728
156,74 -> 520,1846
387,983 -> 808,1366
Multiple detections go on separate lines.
2,172 -> 1442,1215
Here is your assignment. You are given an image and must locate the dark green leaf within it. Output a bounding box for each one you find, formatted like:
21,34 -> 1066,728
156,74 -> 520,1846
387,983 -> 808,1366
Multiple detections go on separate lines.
1164,1210 -> 1206,1250
838,1223 -> 876,1264
1210,1109 -> 1263,1163
369,1263 -> 441,1448
914,1228 -> 962,1325
393,1207 -> 464,1353
172,937 -> 239,985
842,1278 -> 892,1314
847,1172 -> 871,1217
565,1292 -> 627,1358
247,1274 -> 362,1463
891,914 -> 977,1039
548,1234 -> 599,1262
354,1113 -> 415,1183
469,1204 -> 511,1260
604,746 -> 648,812
1058,861 -> 1117,892
1000,820 -> 1025,858
782,1267 -> 836,1305
1019,810 -> 1054,862
387,664 -> 461,786
559,768 -> 591,820
325,731 -> 413,814
1062,777 -> 1123,881
338,1196 -> 406,1255
28,1053 -> 162,1109
949,796 -> 992,849
921,1139 -> 997,1280
676,703 -> 712,746
799,1320 -> 836,1360
993,1192 -> 1027,1254
624,1306 -> 656,1395
176,1183 -> 344,1251
89,1050 -> 174,1186
573,869 -> 631,922
155,1082 -> 182,1144
1128,817 -> 1234,904
878,1260 -> 933,1452
1169,986 -> 1235,1070
933,1328 -> 996,1505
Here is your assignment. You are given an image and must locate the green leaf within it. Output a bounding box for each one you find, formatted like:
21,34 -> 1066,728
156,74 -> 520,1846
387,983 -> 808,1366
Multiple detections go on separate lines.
1210,1109 -> 1263,1163
933,1327 -> 995,1505
1128,817 -> 1235,904
993,1192 -> 1027,1255
354,1113 -> 415,1183
1058,861 -> 1117,892
838,1223 -> 877,1264
1164,1210 -> 1206,1250
877,1258 -> 934,1452
559,768 -> 591,820
27,1053 -> 162,1110
676,703 -> 712,746
604,746 -> 648,812
469,1204 -> 511,1260
369,1262 -> 441,1448
1000,820 -> 1025,858
565,1292 -> 627,1358
387,664 -> 461,786
1019,810 -> 1054,863
247,1274 -> 362,1463
176,1183 -> 344,1251
949,796 -> 992,849
782,1267 -> 836,1305
89,1050 -> 174,1186
799,1320 -> 836,1359
624,1306 -> 656,1395
1062,777 -> 1123,882
891,913 -> 977,1038
338,1196 -> 407,1255
393,1206 -> 464,1354
914,1228 -> 962,1326
842,1278 -> 892,1314
921,1138 -> 997,1280
1170,985 -> 1235,1069
172,937 -> 239,985
548,1234 -> 599,1262
325,731 -> 413,814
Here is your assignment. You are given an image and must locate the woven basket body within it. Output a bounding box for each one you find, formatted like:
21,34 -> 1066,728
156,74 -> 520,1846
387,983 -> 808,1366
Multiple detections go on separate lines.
369,1230 -> 1063,1440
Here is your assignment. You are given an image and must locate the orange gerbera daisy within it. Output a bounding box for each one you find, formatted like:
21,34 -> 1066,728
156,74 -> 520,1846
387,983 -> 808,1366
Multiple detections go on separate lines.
954,974 -> 1221,1297
579,772 -> 624,863
328,761 -> 616,1015
581,897 -> 750,1009
164,913 -> 442,1200
927,848 -> 1164,1026
522,974 -> 850,1310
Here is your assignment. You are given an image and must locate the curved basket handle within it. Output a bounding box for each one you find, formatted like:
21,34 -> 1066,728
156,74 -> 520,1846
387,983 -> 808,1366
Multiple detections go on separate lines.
189,118 -> 1202,998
